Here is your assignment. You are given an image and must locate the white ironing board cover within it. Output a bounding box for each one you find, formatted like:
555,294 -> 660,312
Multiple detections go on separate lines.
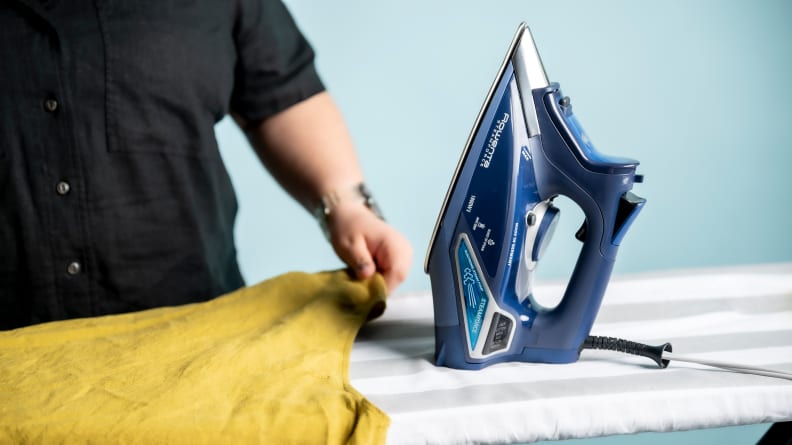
350,263 -> 792,444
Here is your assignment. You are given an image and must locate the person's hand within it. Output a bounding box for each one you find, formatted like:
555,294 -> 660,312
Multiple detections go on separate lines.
325,202 -> 412,294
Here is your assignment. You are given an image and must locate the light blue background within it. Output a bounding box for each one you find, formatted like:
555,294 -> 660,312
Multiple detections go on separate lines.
215,1 -> 790,442
217,0 -> 792,293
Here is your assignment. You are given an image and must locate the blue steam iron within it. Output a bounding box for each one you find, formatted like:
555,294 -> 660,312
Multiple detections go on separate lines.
425,23 -> 645,369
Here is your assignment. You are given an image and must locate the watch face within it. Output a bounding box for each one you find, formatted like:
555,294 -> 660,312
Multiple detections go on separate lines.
359,185 -> 384,220
358,183 -> 371,197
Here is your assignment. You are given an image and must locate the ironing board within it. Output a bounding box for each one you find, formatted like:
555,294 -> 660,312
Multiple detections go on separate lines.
350,263 -> 792,444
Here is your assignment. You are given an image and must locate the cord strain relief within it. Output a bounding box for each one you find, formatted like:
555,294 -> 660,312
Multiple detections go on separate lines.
582,336 -> 672,368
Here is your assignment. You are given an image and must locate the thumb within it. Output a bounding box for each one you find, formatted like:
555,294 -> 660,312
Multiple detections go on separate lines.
337,235 -> 376,280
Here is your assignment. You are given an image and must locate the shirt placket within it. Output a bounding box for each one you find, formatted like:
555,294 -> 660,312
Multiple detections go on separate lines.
35,6 -> 95,319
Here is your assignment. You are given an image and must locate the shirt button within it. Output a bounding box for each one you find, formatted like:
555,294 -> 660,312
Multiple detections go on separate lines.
44,98 -> 59,113
67,261 -> 81,275
56,181 -> 71,195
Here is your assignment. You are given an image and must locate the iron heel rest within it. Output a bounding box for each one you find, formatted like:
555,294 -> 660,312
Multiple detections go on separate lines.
425,23 -> 645,369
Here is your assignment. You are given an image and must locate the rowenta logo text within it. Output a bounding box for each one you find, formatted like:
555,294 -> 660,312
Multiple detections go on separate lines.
480,112 -> 510,168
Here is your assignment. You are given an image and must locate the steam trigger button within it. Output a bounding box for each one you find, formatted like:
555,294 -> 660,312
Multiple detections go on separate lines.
575,220 -> 587,242
531,205 -> 560,262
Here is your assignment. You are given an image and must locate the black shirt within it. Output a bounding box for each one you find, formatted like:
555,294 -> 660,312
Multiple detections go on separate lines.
0,0 -> 325,329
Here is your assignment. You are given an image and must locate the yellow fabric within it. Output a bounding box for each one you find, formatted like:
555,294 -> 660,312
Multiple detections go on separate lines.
0,270 -> 389,444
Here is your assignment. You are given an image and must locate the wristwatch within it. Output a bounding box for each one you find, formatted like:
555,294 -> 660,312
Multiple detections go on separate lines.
312,183 -> 384,239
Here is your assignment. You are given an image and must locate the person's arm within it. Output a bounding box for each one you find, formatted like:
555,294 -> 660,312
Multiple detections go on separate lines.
234,91 -> 412,293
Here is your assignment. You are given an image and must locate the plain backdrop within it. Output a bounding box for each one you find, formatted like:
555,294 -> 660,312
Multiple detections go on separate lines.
215,0 -> 792,296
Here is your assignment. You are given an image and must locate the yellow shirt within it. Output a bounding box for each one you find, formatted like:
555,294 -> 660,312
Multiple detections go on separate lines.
0,270 -> 389,444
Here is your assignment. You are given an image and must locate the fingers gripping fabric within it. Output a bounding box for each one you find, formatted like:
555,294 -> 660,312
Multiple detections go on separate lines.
0,270 -> 389,444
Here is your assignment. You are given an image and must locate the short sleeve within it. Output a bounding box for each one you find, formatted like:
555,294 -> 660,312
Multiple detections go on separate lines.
230,0 -> 325,122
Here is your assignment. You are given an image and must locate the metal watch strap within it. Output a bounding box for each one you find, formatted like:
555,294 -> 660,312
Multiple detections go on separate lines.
312,183 -> 384,239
